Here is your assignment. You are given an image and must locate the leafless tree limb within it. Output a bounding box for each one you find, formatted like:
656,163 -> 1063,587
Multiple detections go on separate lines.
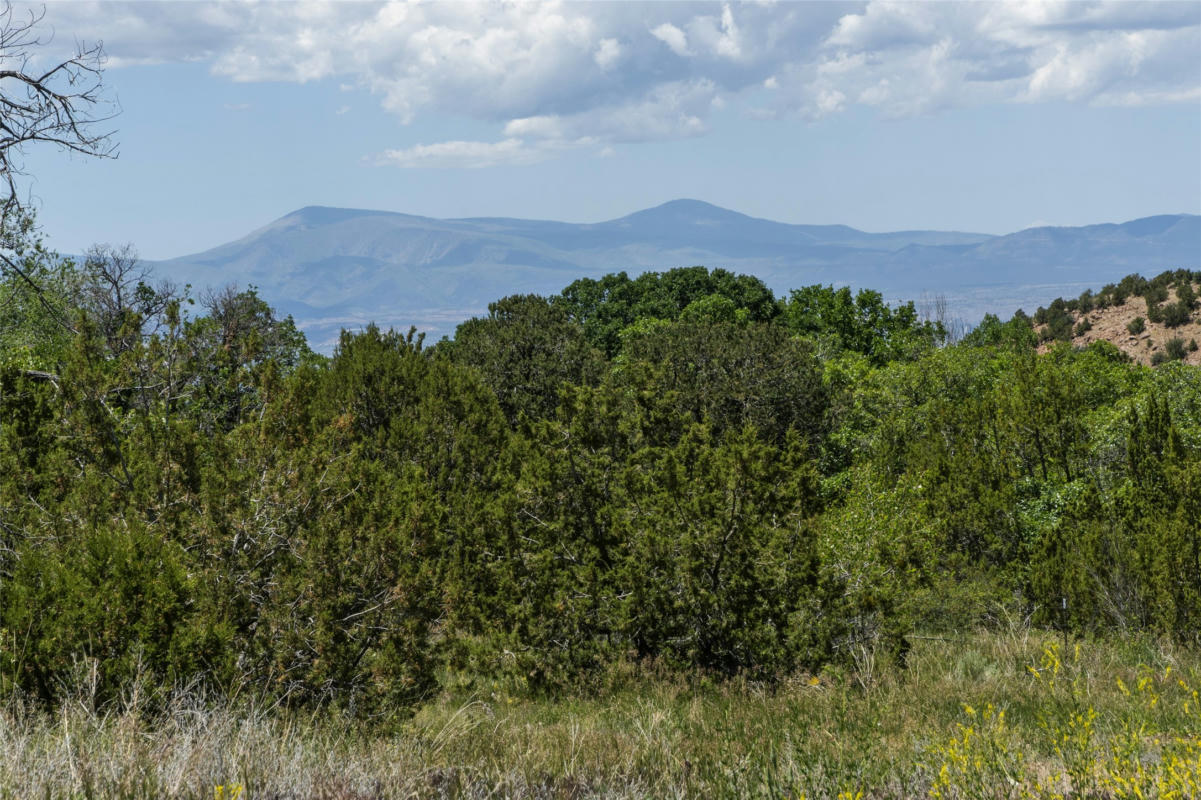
0,1 -> 117,223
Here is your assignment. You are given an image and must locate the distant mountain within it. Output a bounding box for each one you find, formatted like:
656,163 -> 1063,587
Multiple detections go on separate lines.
153,200 -> 1201,351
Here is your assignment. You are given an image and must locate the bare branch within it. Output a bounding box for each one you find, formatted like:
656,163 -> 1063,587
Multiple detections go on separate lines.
0,1 -> 117,224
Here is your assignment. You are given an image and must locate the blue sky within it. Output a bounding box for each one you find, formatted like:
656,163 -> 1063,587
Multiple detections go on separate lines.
13,1 -> 1201,260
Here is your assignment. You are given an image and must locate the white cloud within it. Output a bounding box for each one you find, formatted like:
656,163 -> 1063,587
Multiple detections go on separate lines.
814,88 -> 846,116
376,136 -> 594,169
795,1 -> 1201,118
650,23 -> 690,57
377,138 -> 543,169
503,115 -> 566,140
41,0 -> 1201,162
686,4 -> 744,60
505,80 -> 718,143
594,37 -> 622,70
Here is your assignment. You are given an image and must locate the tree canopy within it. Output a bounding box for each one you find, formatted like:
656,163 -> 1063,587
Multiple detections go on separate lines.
1,257 -> 1197,716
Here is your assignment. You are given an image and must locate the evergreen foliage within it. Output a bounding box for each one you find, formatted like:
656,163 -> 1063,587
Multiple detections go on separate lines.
2,241 -> 1199,716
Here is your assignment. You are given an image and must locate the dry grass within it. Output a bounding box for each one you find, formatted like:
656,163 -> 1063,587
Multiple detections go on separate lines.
1,629 -> 1198,799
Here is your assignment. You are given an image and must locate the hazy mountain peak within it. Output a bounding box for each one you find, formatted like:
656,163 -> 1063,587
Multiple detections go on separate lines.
649,198 -> 736,215
275,206 -> 413,228
610,198 -> 756,226
154,203 -> 1200,352
1118,214 -> 1197,238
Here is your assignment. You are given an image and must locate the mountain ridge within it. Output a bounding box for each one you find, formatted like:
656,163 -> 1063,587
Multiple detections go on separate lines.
152,200 -> 1201,350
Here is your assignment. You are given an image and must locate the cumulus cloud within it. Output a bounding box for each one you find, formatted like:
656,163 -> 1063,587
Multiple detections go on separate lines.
504,79 -> 719,143
41,0 -> 1201,163
594,37 -> 622,70
789,1 -> 1201,118
651,23 -> 690,57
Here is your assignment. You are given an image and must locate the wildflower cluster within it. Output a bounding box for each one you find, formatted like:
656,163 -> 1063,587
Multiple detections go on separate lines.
927,703 -> 1025,799
925,642 -> 1201,798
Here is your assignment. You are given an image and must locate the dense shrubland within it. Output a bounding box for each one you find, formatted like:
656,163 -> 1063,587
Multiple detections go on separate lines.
1,217 -> 1199,722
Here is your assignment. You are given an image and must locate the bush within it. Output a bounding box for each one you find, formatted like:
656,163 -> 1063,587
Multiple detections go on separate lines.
1165,338 -> 1187,361
1077,290 -> 1094,314
1075,318 -> 1092,337
1162,301 -> 1192,328
1144,284 -> 1169,305
1190,339 -> 1199,352
1099,283 -> 1120,307
0,523 -> 217,706
1128,317 -> 1146,335
1117,274 -> 1148,302
1151,351 -> 1169,366
1042,301 -> 1074,343
1177,281 -> 1196,309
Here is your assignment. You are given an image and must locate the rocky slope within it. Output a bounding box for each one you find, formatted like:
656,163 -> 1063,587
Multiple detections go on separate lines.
1036,278 -> 1201,366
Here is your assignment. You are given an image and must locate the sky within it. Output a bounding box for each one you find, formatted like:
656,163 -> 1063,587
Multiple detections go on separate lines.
8,0 -> 1201,260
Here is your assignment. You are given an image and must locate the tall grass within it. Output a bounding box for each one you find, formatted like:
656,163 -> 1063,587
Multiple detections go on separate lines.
2,629 -> 1198,799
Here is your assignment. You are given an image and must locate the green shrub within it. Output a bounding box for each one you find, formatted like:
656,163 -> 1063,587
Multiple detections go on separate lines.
1042,300 -> 1074,342
1162,301 -> 1192,328
1165,338 -> 1187,361
1075,318 -> 1093,337
1151,351 -> 1169,366
1177,281 -> 1197,309
1128,317 -> 1146,335
1117,274 -> 1148,301
0,523 -> 218,706
1144,284 -> 1169,305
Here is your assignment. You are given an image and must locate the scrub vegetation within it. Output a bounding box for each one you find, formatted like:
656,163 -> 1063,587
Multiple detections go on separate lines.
1,213 -> 1199,796
3,7 -> 1200,796
1033,270 -> 1201,366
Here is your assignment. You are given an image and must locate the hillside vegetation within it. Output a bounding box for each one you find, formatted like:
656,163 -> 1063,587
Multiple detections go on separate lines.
1032,269 -> 1201,366
1,219 -> 1199,796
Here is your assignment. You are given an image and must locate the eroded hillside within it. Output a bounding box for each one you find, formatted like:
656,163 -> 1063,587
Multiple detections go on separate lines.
1034,270 -> 1201,366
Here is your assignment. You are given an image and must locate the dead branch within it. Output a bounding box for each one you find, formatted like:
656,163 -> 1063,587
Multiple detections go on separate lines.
0,1 -> 117,221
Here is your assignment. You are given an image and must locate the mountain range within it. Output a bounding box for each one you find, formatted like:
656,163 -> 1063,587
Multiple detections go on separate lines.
153,199 -> 1201,351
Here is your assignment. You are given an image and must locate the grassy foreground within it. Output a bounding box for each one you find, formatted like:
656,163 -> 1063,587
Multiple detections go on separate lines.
1,629 -> 1198,799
